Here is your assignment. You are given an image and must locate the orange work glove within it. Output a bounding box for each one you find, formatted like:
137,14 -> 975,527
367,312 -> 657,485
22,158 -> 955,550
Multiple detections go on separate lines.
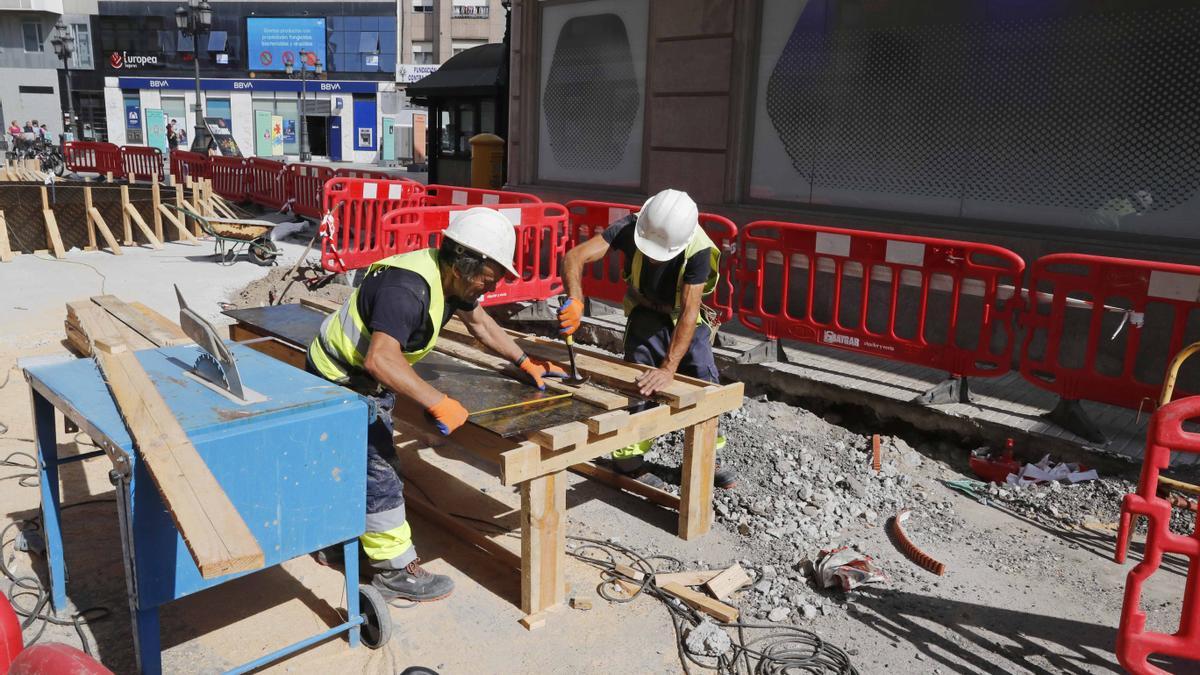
426,395 -> 468,435
558,297 -> 583,336
516,354 -> 567,390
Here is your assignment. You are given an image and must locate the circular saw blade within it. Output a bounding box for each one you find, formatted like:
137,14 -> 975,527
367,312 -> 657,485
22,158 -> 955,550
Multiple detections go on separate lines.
193,352 -> 230,390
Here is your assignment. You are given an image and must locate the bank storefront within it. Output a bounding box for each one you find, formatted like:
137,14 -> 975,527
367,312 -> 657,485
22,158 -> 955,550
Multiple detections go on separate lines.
96,3 -> 398,161
105,76 -> 393,162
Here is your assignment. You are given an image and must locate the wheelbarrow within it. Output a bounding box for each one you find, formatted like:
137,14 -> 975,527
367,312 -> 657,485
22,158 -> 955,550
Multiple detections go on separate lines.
166,203 -> 281,266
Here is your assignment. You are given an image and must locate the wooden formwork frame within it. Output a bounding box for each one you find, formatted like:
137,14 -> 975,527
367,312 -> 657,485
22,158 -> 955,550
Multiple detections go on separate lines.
228,306 -> 743,629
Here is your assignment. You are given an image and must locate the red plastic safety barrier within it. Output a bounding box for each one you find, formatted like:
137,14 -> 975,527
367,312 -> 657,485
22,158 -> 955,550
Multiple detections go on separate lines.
333,167 -> 397,181
564,200 -> 739,322
169,150 -> 209,183
423,184 -> 542,208
320,177 -> 427,271
63,141 -> 123,177
1113,395 -> 1200,674
208,156 -> 248,201
1019,254 -> 1200,411
119,146 -> 163,182
286,163 -> 335,219
734,221 -> 1025,377
377,203 -> 568,306
246,158 -> 288,209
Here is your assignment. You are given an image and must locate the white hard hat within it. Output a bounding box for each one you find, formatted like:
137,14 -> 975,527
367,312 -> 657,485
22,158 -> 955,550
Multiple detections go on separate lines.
633,189 -> 699,262
443,207 -> 519,278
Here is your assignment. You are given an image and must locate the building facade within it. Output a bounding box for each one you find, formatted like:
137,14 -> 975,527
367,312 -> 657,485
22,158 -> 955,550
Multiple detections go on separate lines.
506,0 -> 1200,265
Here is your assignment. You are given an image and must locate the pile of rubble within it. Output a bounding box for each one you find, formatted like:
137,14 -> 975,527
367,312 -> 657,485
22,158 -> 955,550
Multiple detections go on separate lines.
987,475 -> 1196,535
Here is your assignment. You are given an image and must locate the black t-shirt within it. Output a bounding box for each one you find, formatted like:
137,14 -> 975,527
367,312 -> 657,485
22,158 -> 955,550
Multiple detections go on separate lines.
602,215 -> 711,307
357,267 -> 476,352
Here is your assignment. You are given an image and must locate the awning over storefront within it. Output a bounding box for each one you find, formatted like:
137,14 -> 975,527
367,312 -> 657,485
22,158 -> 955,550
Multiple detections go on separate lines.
406,43 -> 505,102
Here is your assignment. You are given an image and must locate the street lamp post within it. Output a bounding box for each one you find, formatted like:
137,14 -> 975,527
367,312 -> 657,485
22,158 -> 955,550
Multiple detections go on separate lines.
285,50 -> 322,162
50,20 -> 75,143
176,0 -> 213,153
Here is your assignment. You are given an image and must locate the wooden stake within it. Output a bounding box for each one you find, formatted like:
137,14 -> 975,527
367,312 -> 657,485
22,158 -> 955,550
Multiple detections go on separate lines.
85,187 -> 122,255
39,187 -> 65,258
125,203 -> 162,249
119,184 -> 134,245
520,472 -> 566,622
158,204 -> 197,244
660,583 -> 739,623
0,210 -> 14,262
151,175 -> 164,242
105,170 -> 113,183
679,417 -> 718,540
704,563 -> 751,600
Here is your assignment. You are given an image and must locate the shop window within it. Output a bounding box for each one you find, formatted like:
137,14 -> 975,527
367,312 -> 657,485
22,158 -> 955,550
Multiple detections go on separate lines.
23,22 -> 43,53
537,0 -> 647,187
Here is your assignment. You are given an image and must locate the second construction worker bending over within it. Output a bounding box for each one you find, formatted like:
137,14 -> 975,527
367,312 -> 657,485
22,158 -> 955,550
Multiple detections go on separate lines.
307,207 -> 566,602
559,189 -> 736,490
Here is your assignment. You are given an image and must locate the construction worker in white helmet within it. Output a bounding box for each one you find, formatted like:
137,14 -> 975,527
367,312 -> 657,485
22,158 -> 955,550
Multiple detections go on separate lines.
559,189 -> 737,490
307,207 -> 567,602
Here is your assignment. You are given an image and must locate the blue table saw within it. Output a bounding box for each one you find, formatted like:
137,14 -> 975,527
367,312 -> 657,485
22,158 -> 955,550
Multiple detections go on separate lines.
22,342 -> 383,674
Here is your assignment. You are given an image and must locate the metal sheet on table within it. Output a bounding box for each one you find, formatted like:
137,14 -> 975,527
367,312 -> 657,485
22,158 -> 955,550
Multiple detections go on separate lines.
225,304 -> 613,437
413,352 -> 606,437
224,304 -> 328,348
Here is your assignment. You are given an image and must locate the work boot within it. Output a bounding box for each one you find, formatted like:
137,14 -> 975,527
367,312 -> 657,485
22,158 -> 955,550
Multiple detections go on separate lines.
611,455 -> 670,490
371,559 -> 455,602
313,544 -> 371,578
644,462 -> 739,490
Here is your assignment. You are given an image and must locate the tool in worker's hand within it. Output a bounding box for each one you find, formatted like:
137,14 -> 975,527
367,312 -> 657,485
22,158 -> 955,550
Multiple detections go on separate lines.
176,285 -> 263,403
469,391 -> 573,417
554,297 -> 589,386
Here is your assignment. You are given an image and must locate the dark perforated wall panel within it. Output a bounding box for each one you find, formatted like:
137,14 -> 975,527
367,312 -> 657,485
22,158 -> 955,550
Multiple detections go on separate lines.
751,1 -> 1200,240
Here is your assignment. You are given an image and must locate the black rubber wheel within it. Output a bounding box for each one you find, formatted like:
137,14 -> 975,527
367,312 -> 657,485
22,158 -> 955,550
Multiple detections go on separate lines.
357,584 -> 393,649
250,238 -> 280,266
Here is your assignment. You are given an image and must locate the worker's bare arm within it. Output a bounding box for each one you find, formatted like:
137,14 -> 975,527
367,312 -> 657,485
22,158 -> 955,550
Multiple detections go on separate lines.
363,330 -> 445,408
457,304 -> 526,363
562,235 -> 611,300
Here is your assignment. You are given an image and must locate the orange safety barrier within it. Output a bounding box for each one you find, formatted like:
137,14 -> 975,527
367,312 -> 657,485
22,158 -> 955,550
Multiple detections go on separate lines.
208,156 -> 248,201
377,203 -> 568,306
734,221 -> 1025,403
1019,255 -> 1200,441
169,150 -> 209,183
1113,394 -> 1200,674
320,177 -> 426,272
422,184 -> 542,208
564,200 -> 739,322
286,163 -> 335,219
246,158 -> 288,209
63,141 -> 123,177
119,146 -> 163,182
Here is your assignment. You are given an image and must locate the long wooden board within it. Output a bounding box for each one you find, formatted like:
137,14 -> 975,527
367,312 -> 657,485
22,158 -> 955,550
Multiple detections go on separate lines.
92,295 -> 187,347
0,210 -> 14,262
92,339 -> 263,579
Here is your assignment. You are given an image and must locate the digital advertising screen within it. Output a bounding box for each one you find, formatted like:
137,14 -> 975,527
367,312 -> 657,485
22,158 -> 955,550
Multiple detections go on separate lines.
246,17 -> 327,72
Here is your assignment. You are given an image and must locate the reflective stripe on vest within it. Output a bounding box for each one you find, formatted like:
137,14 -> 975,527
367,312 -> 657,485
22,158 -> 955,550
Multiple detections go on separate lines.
308,248 -> 445,384
623,228 -> 720,325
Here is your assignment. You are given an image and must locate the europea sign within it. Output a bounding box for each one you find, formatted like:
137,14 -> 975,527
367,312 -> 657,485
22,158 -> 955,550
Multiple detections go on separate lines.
109,52 -> 160,70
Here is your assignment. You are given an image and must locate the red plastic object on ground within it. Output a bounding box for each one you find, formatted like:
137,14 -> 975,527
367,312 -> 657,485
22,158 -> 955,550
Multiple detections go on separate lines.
7,644 -> 113,675
1,594 -> 21,672
378,203 -> 569,306
63,141 -> 123,177
1113,394 -> 1200,674
563,200 -> 739,322
969,439 -> 1020,484
1019,254 -> 1200,411
734,220 -> 1024,378
118,146 -> 163,182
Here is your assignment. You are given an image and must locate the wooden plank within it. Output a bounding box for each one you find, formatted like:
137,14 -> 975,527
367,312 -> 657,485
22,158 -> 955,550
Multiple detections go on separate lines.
120,184 -> 134,245
41,210 -> 66,259
85,188 -> 122,255
230,327 -> 306,370
66,301 -> 155,354
525,335 -> 720,389
129,302 -> 191,345
520,471 -> 566,619
660,583 -> 739,623
704,563 -> 751,600
92,295 -> 179,347
568,461 -> 680,510
299,297 -> 344,313
158,204 -> 198,244
124,203 -> 163,249
679,417 -> 718,540
499,382 -> 742,485
92,338 -> 264,579
586,409 -> 629,435
528,421 -> 589,451
654,569 -> 722,587
405,489 -> 522,572
151,175 -> 164,242
0,210 -> 14,262
612,562 -> 645,582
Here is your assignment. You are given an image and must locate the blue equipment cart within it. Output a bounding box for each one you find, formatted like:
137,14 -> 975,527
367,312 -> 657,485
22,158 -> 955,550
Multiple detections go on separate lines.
22,343 -> 385,674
